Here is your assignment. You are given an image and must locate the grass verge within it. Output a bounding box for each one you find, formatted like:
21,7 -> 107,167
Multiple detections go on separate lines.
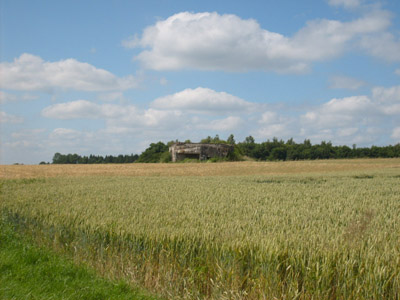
0,218 -> 160,300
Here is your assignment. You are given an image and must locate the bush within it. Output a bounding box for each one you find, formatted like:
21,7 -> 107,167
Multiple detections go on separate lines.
159,151 -> 172,163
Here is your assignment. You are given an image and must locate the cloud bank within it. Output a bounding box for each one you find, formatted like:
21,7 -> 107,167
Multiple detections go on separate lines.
40,85 -> 400,146
0,54 -> 138,92
151,87 -> 254,113
126,10 -> 392,73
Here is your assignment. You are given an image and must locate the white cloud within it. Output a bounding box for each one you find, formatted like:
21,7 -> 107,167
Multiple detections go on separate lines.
258,111 -> 280,125
391,127 -> 400,140
0,53 -> 138,92
372,86 -> 400,115
297,87 -> 400,145
337,127 -> 359,137
329,75 -> 366,90
372,85 -> 400,103
381,104 -> 400,115
395,69 -> 400,75
301,96 -> 375,128
0,111 -> 23,123
49,128 -> 85,140
42,100 -> 183,130
11,129 -> 46,139
151,87 -> 254,113
256,124 -> 292,139
42,100 -> 103,119
328,0 -> 362,9
372,86 -> 400,116
5,83 -> 400,164
160,78 -> 168,86
0,91 -> 38,103
49,128 -> 94,143
97,92 -> 125,102
359,32 -> 400,62
42,100 -> 142,120
127,11 -> 390,73
1,129 -> 48,164
323,95 -> 374,113
196,116 -> 243,131
0,91 -> 17,103
138,108 -> 182,127
255,111 -> 295,139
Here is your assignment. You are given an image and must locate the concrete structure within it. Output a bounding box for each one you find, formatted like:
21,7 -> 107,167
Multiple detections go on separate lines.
169,143 -> 233,162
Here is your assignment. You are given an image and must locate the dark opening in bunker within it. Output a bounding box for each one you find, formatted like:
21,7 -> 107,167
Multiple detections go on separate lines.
178,153 -> 200,160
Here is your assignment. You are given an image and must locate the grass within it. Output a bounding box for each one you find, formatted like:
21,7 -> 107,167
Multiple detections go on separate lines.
0,218 -> 161,300
1,159 -> 400,299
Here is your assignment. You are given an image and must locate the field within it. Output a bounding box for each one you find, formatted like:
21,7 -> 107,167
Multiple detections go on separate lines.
0,219 -> 158,300
1,159 -> 400,299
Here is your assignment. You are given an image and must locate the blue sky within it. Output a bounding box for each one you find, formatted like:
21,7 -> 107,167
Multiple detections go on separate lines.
1,0 -> 400,164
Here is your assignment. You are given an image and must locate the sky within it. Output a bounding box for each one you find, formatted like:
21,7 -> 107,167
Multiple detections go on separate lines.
1,0 -> 400,164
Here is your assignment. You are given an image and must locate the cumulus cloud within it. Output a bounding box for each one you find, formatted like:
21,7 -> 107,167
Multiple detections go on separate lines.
359,32 -> 400,62
337,127 -> 359,137
301,95 -> 375,128
329,75 -> 366,90
196,116 -> 243,131
372,85 -> 400,103
372,85 -> 400,115
297,86 -> 400,144
42,100 -> 182,130
37,85 -> 400,161
328,0 -> 362,9
41,88 -> 254,140
258,111 -> 280,125
323,95 -> 374,113
48,128 -> 97,144
392,127 -> 400,140
127,11 -> 390,73
0,91 -> 17,103
97,92 -> 125,102
256,124 -> 293,139
151,87 -> 254,113
255,111 -> 295,139
42,100 -> 102,119
0,91 -> 38,103
42,100 -> 139,120
0,53 -> 138,92
0,111 -> 23,123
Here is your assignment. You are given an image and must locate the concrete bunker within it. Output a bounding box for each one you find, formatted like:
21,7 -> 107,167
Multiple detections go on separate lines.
169,143 -> 234,162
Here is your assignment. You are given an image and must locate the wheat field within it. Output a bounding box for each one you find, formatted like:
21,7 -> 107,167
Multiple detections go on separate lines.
1,159 -> 400,299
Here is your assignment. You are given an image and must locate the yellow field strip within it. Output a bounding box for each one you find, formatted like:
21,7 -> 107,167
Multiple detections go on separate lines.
1,158 -> 400,179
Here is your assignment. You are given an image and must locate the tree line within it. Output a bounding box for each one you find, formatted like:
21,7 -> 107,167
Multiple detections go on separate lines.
49,134 -> 400,164
236,136 -> 400,161
50,153 -> 139,164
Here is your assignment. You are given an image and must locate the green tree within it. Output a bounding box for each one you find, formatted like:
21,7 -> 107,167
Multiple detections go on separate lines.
227,134 -> 235,145
269,147 -> 287,161
200,136 -> 213,144
52,152 -> 63,164
212,134 -> 220,143
137,142 -> 169,163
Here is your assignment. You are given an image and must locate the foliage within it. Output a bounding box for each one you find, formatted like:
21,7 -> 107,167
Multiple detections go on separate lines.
2,161 -> 400,299
52,152 -> 139,164
236,137 -> 400,161
137,142 -> 169,163
159,151 -> 172,163
200,134 -> 228,144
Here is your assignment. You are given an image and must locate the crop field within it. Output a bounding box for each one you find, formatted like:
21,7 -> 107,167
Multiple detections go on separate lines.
1,159 -> 400,299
